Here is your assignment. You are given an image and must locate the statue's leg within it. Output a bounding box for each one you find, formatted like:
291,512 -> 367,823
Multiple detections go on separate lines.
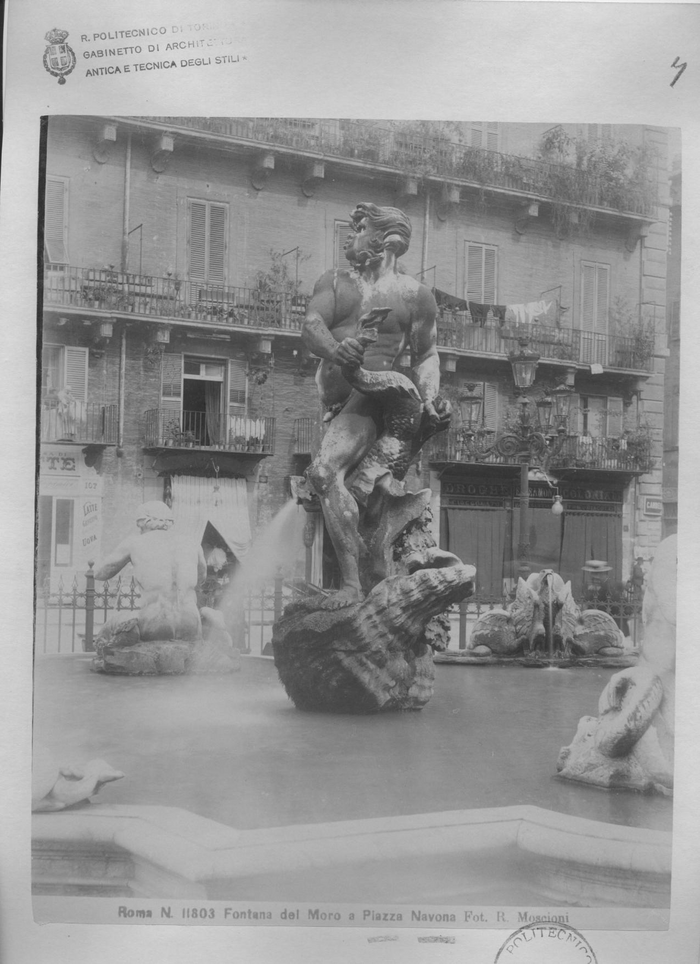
306,397 -> 378,602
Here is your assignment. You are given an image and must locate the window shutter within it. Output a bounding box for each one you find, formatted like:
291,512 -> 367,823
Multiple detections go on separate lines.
470,124 -> 483,148
483,247 -> 497,304
595,265 -> 609,334
63,347 -> 88,403
335,222 -> 350,268
607,396 -> 623,436
568,393 -> 581,435
228,359 -> 247,416
581,263 -> 596,331
486,123 -> 499,151
161,353 -> 183,412
45,178 -> 68,264
482,381 -> 499,431
189,201 -> 207,282
208,203 -> 226,284
465,243 -> 497,304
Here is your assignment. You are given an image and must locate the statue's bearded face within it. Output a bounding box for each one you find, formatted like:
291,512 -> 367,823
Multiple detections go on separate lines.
344,217 -> 383,270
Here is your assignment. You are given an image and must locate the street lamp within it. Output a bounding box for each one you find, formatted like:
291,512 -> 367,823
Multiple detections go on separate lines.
508,337 -> 541,390
457,351 -> 572,578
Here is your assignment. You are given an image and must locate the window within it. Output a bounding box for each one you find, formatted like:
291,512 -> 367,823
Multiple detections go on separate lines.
334,221 -> 351,269
44,176 -> 69,265
468,123 -> 499,151
54,498 -> 74,567
228,358 -> 247,416
579,261 -> 609,364
41,344 -> 88,402
188,200 -> 227,285
465,242 -> 497,304
575,395 -> 623,437
587,124 -> 614,143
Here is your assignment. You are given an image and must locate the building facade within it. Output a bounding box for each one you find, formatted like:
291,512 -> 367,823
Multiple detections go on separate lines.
39,116 -> 673,603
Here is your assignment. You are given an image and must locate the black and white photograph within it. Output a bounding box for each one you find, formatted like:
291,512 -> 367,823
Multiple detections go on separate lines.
2,3 -> 700,964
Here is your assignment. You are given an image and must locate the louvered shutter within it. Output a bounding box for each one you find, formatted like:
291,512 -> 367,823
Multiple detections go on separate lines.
482,381 -> 499,431
465,243 -> 497,304
63,347 -> 88,403
189,201 -> 207,282
483,247 -> 497,304
160,353 -> 183,414
568,393 -> 581,435
208,204 -> 226,284
45,178 -> 68,264
466,244 -> 484,302
335,222 -> 350,268
607,396 -> 623,436
581,263 -> 596,331
594,265 -> 609,334
486,123 -> 499,151
470,125 -> 483,148
228,359 -> 247,416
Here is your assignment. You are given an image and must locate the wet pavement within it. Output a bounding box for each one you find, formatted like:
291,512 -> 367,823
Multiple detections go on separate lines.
33,655 -> 672,834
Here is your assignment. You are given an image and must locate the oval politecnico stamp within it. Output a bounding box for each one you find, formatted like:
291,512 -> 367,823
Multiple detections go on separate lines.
495,922 -> 598,964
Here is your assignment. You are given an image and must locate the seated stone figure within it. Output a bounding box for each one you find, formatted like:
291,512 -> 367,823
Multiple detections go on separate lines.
93,501 -> 237,675
557,535 -> 676,794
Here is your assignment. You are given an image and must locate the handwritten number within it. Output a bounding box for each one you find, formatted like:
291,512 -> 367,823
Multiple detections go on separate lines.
670,57 -> 687,88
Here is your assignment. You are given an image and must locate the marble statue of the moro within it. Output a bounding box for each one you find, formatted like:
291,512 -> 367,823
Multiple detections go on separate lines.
468,569 -> 627,659
273,203 -> 475,712
557,534 -> 676,794
92,501 -> 239,675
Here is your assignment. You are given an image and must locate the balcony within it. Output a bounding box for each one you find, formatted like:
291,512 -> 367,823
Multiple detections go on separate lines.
143,410 -> 275,455
430,429 -> 652,474
436,313 -> 654,373
144,117 -> 657,218
44,267 -> 654,374
40,397 -> 118,445
44,267 -> 309,332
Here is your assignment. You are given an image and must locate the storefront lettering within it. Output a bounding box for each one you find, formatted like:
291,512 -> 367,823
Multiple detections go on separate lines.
83,501 -> 98,517
42,454 -> 77,472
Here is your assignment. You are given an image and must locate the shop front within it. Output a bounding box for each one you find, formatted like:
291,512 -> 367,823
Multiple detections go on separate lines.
440,474 -> 624,603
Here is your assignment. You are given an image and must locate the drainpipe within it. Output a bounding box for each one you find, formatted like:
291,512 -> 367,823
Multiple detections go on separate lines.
117,328 -> 126,457
421,188 -> 430,278
121,133 -> 132,272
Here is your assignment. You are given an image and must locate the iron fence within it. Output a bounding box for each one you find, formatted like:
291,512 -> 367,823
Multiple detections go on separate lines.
34,565 -> 643,657
44,266 -> 309,330
143,411 -> 275,454
40,399 -> 118,445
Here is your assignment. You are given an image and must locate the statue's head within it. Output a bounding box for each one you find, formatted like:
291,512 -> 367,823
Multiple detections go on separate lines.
344,202 -> 412,271
136,501 -> 174,532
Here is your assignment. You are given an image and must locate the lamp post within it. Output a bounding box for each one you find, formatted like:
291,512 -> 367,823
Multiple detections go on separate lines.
458,359 -> 572,578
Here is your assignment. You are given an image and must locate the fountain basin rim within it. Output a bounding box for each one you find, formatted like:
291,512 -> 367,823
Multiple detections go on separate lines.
33,802 -> 671,892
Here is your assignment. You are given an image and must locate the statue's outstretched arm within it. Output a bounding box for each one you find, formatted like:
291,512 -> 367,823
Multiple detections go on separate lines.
94,539 -> 133,580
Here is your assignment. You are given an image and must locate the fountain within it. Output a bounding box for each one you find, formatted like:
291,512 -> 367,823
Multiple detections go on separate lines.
442,567 -> 635,667
271,201 -> 476,712
557,535 -> 676,794
91,501 -> 239,675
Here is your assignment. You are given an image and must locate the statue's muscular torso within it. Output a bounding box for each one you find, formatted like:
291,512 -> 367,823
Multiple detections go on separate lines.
313,269 -> 424,408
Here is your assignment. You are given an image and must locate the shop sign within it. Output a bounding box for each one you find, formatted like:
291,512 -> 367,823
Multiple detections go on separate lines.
643,496 -> 663,516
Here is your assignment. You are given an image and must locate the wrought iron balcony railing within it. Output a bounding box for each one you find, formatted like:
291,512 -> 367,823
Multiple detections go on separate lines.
430,428 -> 652,473
40,397 -> 118,445
437,314 -> 654,372
44,267 -> 654,373
44,266 -> 309,331
145,117 -> 657,217
143,410 -> 275,454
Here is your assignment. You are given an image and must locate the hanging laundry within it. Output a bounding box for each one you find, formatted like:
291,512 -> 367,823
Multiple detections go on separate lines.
432,288 -> 469,311
468,302 -> 507,325
505,300 -> 555,326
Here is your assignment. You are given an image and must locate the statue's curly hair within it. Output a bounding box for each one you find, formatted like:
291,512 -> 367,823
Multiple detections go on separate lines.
350,202 -> 412,259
